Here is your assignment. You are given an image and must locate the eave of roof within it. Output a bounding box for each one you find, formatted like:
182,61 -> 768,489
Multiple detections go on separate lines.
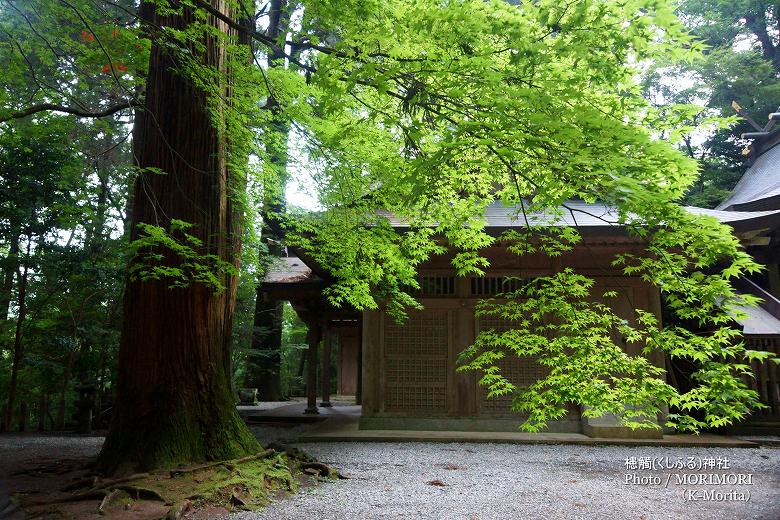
716,141 -> 780,212
264,203 -> 780,288
263,256 -> 318,284
685,206 -> 780,232
731,303 -> 780,335
384,201 -> 780,234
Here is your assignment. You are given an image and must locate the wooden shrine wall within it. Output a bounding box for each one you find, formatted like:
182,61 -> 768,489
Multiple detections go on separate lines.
359,242 -> 665,430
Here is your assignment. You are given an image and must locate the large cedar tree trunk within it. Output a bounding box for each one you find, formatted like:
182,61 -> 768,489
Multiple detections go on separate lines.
96,0 -> 259,474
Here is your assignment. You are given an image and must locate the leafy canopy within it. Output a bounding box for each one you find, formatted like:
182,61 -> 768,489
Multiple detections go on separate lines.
2,0 -> 777,432
280,0 -> 775,432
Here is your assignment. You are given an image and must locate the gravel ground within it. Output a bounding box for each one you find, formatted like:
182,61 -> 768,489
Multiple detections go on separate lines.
236,401 -> 299,413
230,442 -> 780,520
0,433 -> 104,472
2,433 -> 779,520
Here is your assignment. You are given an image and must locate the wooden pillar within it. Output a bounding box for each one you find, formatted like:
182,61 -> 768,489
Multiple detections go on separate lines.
768,263 -> 780,299
38,393 -> 48,432
453,305 -> 475,416
320,326 -> 333,407
361,310 -> 381,416
18,402 -> 27,432
355,320 -> 363,405
304,322 -> 321,414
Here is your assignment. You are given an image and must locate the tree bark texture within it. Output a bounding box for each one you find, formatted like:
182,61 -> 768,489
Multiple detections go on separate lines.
0,234 -> 19,322
2,237 -> 30,432
96,0 -> 258,474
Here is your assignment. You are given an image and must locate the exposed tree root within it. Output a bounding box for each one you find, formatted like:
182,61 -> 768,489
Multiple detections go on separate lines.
231,449 -> 277,465
97,488 -> 122,515
112,485 -> 165,502
23,447 -> 344,519
94,473 -> 151,490
300,462 -> 348,479
163,499 -> 192,520
31,473 -> 159,508
266,442 -> 316,462
61,475 -> 98,491
61,472 -> 150,493
169,449 -> 274,477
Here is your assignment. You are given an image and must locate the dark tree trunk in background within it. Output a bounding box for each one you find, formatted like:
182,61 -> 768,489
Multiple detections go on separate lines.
18,402 -> 27,432
96,0 -> 258,474
56,346 -> 77,430
2,237 -> 30,433
245,0 -> 290,402
38,392 -> 48,432
0,234 -> 18,322
744,12 -> 778,69
741,9 -> 780,74
248,297 -> 284,401
84,143 -> 110,255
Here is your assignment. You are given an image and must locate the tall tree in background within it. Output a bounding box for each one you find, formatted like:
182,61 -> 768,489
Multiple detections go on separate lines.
0,120 -> 81,431
245,0 -> 291,403
646,1 -> 780,207
0,0 -> 134,430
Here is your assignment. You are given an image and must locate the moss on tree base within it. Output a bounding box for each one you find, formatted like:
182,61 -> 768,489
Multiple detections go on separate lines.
96,389 -> 261,475
24,447 -> 341,519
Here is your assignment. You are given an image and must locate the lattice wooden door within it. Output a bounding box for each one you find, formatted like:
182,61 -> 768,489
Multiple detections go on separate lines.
382,310 -> 450,413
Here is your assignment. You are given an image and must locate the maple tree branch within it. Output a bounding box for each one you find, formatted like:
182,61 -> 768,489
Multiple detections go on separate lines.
0,100 -> 134,123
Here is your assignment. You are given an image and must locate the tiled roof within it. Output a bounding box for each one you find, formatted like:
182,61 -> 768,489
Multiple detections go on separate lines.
731,302 -> 780,335
265,203 -> 780,286
263,256 -> 315,283
381,201 -> 780,229
717,143 -> 780,211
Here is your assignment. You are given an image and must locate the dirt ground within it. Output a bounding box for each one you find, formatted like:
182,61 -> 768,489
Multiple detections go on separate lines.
0,432 -> 301,520
0,432 -> 168,519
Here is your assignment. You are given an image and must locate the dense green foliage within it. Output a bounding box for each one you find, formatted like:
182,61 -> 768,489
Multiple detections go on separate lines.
0,117 -> 128,431
233,300 -> 309,399
646,0 -> 780,207
277,0 -> 777,432
0,0 -> 777,439
0,0 -> 142,430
